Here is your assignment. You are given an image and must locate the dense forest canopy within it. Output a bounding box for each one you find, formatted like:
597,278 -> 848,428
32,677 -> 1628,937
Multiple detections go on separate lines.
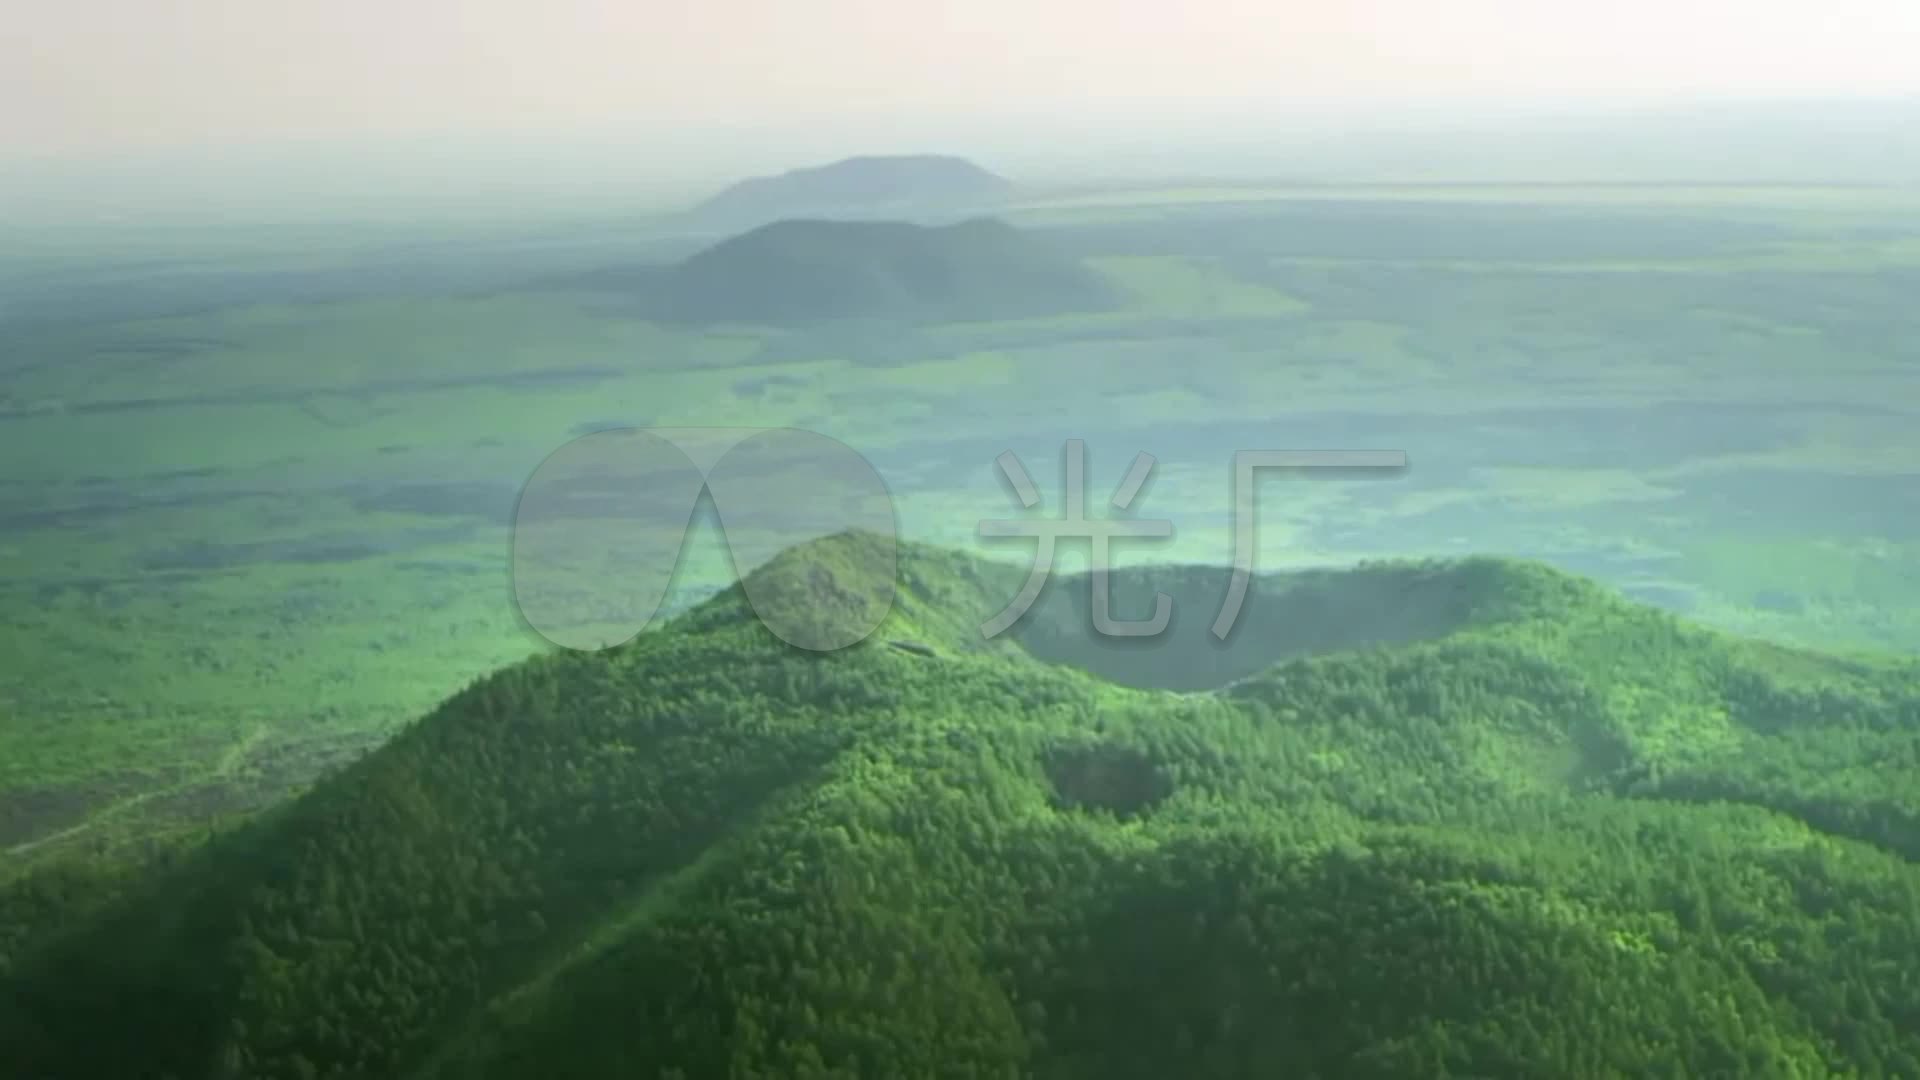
5,531 -> 1919,1078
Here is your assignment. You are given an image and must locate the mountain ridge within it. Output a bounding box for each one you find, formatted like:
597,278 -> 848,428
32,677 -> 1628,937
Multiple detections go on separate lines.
648,216 -> 1122,325
5,533 -> 1919,1077
687,155 -> 1016,230
553,217 -> 1123,326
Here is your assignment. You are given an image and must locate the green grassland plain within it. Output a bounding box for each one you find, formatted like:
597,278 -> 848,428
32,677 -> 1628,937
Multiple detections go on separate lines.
1,183 -> 1916,867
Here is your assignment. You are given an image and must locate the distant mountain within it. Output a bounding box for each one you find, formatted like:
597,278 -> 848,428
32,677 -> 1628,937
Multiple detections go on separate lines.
628,216 -> 1123,325
687,155 -> 1015,230
7,532 -> 1920,1078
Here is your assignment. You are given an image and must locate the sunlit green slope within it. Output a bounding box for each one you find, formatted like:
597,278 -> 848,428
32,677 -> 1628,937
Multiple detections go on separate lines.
4,531 -> 1919,1078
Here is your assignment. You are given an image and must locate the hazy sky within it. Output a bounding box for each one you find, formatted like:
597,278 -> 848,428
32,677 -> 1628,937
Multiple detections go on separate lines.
8,0 -> 1919,158
4,1 -> 1917,223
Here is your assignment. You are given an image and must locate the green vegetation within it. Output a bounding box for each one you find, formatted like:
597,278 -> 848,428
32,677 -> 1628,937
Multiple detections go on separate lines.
5,184 -> 1919,892
5,533 -> 1919,1078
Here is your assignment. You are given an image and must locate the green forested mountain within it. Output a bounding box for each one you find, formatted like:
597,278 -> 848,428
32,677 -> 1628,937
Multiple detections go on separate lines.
4,532 -> 1919,1078
635,217 -> 1124,325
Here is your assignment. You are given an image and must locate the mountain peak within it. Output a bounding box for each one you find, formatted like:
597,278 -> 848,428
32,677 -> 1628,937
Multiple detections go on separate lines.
642,215 -> 1122,326
688,155 -> 1014,229
11,535 -> 1920,1078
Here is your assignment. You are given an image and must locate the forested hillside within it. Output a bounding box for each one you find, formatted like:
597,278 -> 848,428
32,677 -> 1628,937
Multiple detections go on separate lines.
638,217 -> 1123,325
4,531 -> 1919,1078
